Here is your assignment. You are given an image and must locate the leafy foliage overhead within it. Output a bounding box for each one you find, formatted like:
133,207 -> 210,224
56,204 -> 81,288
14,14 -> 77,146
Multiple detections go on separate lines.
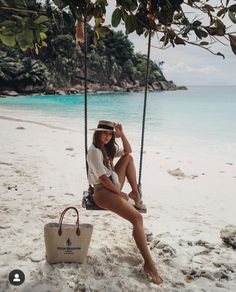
0,0 -> 48,53
0,13 -> 165,90
0,0 -> 236,57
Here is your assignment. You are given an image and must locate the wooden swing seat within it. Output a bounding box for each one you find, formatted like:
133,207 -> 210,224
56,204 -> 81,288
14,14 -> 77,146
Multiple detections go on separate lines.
82,190 -> 147,213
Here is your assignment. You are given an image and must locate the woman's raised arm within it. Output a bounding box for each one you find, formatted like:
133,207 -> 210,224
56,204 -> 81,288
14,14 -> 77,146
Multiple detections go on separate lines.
115,123 -> 132,154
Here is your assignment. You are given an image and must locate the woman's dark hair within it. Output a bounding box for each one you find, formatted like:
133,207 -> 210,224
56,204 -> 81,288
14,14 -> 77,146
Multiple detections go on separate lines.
93,131 -> 118,169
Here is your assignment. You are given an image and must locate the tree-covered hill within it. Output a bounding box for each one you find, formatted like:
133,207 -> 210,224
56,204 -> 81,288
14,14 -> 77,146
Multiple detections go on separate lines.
0,2 -> 176,95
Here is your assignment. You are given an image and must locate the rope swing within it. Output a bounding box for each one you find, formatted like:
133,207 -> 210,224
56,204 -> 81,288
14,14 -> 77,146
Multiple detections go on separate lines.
83,19 -> 89,178
82,24 -> 152,214
138,30 -> 152,201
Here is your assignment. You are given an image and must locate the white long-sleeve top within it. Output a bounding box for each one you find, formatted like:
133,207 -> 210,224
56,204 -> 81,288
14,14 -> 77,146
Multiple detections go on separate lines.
87,144 -> 124,185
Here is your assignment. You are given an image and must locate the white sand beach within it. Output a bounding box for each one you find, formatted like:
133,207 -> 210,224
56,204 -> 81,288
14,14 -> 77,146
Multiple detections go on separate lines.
0,107 -> 236,292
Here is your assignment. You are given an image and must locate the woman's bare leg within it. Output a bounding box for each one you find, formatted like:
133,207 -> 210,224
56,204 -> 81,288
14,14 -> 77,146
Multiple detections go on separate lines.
93,189 -> 163,285
114,154 -> 142,208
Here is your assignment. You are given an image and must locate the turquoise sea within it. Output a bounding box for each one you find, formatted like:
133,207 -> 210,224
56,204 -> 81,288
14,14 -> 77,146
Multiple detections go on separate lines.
1,86 -> 236,144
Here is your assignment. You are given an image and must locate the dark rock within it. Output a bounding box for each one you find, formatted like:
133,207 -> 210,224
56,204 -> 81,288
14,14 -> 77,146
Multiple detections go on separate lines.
216,282 -> 226,288
67,88 -> 80,94
109,77 -> 117,85
1,79 -> 187,97
2,90 -> 19,96
159,81 -> 177,90
20,85 -> 44,94
55,90 -> 66,95
44,88 -> 56,95
133,80 -> 140,87
176,85 -> 188,90
195,240 -> 215,249
182,267 -> 201,277
152,81 -> 162,90
220,225 -> 236,249
150,240 -> 177,260
111,85 -> 122,92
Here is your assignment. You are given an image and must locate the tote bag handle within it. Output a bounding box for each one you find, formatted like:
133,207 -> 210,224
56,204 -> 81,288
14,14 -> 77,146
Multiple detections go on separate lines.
58,207 -> 80,236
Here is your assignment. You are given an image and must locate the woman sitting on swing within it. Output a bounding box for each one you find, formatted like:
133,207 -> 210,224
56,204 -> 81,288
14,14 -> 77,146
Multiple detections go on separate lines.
87,120 -> 163,285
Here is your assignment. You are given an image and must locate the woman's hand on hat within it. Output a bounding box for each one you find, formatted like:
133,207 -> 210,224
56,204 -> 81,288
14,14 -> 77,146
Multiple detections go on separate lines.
114,123 -> 124,138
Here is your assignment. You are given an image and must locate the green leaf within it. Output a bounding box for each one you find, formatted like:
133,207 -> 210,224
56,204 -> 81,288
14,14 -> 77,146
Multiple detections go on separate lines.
194,29 -> 208,39
200,41 -> 209,46
135,23 -> 144,36
125,15 -> 137,33
111,8 -> 122,27
34,15 -> 49,24
96,26 -> 111,38
217,7 -> 228,18
0,34 -> 16,46
229,35 -> 236,55
215,19 -> 226,36
42,41 -> 48,47
93,30 -> 99,47
128,0 -> 138,11
193,20 -> 201,27
35,30 -> 41,43
121,8 -> 128,22
95,17 -> 105,26
62,11 -> 74,29
39,25 -> 49,33
199,29 -> 208,38
228,4 -> 236,24
35,45 -> 39,55
160,35 -> 165,42
39,32 -> 47,40
174,12 -> 183,21
0,20 -> 16,28
205,26 -> 217,36
202,4 -> 215,12
174,36 -> 185,45
16,29 -> 34,49
117,0 -> 135,11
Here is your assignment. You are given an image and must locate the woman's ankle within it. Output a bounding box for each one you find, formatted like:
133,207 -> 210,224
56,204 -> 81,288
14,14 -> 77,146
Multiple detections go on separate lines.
144,259 -> 156,267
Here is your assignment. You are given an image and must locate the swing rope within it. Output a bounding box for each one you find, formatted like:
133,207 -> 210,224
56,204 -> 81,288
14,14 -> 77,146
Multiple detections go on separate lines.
83,24 -> 152,199
84,19 -> 89,178
138,30 -> 152,194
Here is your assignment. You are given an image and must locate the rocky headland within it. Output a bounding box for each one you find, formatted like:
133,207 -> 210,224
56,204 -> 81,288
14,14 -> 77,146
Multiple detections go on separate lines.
0,80 -> 187,98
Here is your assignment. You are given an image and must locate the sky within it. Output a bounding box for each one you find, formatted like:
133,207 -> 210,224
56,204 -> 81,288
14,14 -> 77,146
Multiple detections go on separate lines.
43,0 -> 236,86
104,1 -> 236,86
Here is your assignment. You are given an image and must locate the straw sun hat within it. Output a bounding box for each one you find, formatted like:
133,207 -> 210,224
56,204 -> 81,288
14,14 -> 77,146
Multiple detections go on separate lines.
90,120 -> 115,132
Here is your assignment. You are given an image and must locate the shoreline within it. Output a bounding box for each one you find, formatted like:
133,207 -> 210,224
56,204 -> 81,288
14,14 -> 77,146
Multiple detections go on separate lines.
0,81 -> 187,98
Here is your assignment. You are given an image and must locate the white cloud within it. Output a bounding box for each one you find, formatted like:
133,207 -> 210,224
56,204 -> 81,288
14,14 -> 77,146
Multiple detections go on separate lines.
164,62 -> 218,74
162,60 -> 236,85
104,1 -> 236,85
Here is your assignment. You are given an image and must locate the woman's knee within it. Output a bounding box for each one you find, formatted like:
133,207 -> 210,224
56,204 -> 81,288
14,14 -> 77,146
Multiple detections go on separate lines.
123,153 -> 133,163
130,210 -> 143,226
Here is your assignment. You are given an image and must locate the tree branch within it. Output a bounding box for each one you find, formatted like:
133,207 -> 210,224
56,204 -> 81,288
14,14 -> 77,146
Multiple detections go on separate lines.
0,6 -> 39,15
151,35 -> 225,58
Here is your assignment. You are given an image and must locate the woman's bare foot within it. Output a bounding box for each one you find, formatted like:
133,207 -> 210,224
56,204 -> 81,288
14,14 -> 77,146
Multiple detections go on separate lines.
128,191 -> 143,209
143,262 -> 163,285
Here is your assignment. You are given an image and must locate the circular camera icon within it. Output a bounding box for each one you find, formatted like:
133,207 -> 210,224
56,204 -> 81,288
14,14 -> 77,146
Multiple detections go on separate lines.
9,269 -> 25,286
